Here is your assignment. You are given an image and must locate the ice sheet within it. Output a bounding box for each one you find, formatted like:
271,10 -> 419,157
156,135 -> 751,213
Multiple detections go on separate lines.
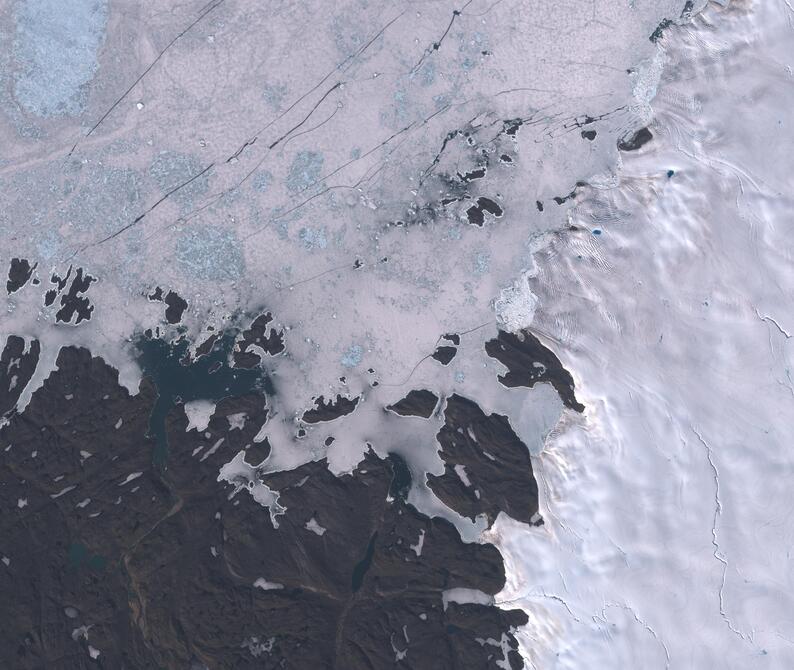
489,2 -> 794,667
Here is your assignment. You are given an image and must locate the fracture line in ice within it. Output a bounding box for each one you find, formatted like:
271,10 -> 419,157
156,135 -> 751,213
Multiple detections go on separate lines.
692,426 -> 754,644
596,602 -> 671,669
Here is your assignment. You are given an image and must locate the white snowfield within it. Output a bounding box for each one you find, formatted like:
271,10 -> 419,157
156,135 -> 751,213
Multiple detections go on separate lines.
489,1 -> 794,667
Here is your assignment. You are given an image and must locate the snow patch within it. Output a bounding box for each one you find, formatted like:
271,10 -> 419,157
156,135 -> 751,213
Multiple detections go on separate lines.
305,517 -> 327,536
184,399 -> 216,432
253,578 -> 284,591
218,451 -> 285,528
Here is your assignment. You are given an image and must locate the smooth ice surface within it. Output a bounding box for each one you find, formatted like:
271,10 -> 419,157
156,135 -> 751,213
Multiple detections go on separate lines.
488,2 -> 794,667
442,587 -> 494,611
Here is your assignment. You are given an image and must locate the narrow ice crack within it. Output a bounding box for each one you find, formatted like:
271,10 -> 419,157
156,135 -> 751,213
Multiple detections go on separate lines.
534,453 -> 584,544
533,591 -> 583,624
754,308 -> 792,339
598,602 -> 670,669
69,0 -> 228,156
497,590 -> 583,625
411,1 -> 473,75
692,427 -> 753,643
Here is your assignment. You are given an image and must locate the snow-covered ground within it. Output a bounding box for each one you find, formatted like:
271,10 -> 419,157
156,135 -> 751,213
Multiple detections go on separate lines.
489,2 -> 794,667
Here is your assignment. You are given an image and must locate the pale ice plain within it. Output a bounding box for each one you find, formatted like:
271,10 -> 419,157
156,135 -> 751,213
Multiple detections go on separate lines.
0,0 -> 791,668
